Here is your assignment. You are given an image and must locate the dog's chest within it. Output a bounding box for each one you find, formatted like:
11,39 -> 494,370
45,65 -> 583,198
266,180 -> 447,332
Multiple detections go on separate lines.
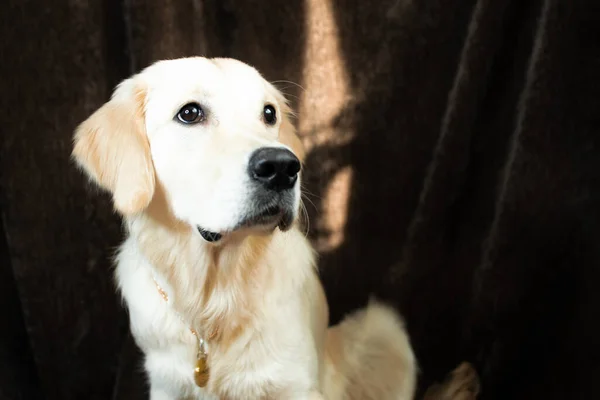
116,240 -> 316,398
132,287 -> 312,399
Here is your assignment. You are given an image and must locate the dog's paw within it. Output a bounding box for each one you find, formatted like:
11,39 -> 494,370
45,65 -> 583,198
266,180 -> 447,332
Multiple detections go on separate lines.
423,362 -> 480,400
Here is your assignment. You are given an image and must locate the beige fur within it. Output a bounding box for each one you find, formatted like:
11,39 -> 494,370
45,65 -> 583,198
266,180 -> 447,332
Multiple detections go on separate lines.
73,83 -> 155,215
423,363 -> 480,400
72,56 -> 416,400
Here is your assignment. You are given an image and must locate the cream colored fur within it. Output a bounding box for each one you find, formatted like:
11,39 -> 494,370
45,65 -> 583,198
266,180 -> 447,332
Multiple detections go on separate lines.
72,57 -> 416,400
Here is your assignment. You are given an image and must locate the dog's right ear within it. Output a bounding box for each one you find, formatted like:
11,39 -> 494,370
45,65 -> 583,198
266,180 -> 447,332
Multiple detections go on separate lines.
72,79 -> 155,216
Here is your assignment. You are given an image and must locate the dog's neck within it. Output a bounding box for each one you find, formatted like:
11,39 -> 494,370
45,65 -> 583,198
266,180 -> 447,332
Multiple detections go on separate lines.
126,187 -> 273,347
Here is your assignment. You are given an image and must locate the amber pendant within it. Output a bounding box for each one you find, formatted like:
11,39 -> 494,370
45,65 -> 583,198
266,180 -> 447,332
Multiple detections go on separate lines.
194,356 -> 210,387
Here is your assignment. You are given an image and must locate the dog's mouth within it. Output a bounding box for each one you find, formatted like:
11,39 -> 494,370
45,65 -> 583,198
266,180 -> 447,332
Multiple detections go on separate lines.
197,203 -> 294,243
197,227 -> 222,242
239,204 -> 288,228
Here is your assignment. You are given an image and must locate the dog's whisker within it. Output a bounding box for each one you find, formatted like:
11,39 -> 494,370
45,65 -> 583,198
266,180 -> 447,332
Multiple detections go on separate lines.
300,189 -> 321,199
300,199 -> 310,238
277,86 -> 297,93
301,193 -> 318,212
300,186 -> 323,201
276,87 -> 301,97
280,93 -> 301,101
270,80 -> 306,92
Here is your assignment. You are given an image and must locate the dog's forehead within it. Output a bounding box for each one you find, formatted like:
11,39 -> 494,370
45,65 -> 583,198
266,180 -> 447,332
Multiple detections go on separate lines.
142,57 -> 269,106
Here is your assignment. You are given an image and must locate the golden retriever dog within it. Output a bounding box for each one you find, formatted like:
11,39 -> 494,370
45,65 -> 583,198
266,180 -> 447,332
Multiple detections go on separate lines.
72,57 -> 416,400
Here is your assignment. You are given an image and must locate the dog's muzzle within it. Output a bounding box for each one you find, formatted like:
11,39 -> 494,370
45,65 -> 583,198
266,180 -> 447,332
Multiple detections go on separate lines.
196,147 -> 299,243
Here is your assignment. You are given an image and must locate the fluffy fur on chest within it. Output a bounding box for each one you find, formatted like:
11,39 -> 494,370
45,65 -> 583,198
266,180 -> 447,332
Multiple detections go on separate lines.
117,208 -> 323,399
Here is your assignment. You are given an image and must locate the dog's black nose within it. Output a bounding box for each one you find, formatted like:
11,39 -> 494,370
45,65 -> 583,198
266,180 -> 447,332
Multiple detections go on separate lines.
248,147 -> 300,192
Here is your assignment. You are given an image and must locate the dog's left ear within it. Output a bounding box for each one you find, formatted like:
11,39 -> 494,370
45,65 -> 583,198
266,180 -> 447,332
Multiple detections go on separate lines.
269,85 -> 306,162
72,79 -> 155,215
279,103 -> 305,163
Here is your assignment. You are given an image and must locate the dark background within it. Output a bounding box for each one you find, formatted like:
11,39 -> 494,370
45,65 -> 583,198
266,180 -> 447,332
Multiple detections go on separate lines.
2,0 -> 600,399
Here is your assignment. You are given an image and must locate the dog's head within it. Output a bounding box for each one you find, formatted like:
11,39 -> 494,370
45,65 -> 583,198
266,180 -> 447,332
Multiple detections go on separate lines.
72,57 -> 305,242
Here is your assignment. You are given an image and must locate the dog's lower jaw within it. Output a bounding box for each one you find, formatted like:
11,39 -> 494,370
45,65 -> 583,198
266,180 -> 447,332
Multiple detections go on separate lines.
197,210 -> 296,243
277,211 -> 294,231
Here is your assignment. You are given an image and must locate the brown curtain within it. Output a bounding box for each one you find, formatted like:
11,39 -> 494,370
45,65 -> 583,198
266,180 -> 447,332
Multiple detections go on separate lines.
2,0 -> 600,399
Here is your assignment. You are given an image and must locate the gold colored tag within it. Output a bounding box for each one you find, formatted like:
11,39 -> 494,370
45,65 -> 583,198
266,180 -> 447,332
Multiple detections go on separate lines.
194,356 -> 210,387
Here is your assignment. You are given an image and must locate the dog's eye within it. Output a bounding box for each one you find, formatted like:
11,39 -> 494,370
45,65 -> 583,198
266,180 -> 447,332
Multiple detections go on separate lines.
263,105 -> 277,125
177,103 -> 205,124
